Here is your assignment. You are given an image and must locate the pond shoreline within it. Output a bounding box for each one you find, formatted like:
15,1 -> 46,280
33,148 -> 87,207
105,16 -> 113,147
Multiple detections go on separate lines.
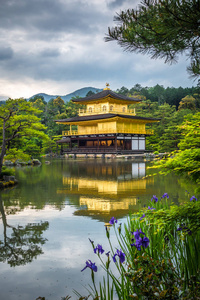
0,176 -> 18,189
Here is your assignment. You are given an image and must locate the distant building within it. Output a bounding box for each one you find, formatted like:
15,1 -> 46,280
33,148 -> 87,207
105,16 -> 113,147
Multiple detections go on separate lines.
56,84 -> 159,154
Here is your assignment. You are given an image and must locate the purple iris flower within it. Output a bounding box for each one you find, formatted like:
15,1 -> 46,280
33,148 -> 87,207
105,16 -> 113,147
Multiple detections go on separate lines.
131,236 -> 150,250
140,214 -> 145,220
148,206 -> 155,210
131,228 -> 150,251
133,228 -> 145,240
113,249 -> 125,264
190,196 -> 197,201
162,193 -> 169,199
94,244 -> 104,255
106,251 -> 110,257
151,195 -> 158,202
142,236 -> 150,248
81,260 -> 97,272
131,237 -> 143,251
109,217 -> 118,225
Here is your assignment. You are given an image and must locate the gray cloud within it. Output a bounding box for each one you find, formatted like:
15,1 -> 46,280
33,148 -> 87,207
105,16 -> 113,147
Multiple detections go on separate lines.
39,48 -> 60,57
0,0 -> 107,37
0,46 -> 14,60
0,0 -> 194,98
107,0 -> 127,8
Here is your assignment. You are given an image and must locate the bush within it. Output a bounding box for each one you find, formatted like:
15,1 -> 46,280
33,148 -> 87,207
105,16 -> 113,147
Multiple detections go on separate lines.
0,166 -> 15,179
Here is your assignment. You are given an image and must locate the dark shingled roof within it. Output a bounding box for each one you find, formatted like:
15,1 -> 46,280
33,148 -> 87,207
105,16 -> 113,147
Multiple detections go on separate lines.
55,113 -> 160,123
72,89 -> 141,103
56,137 -> 71,143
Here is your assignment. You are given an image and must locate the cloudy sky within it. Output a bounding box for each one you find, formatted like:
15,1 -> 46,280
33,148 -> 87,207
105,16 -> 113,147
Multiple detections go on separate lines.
0,0 -> 195,100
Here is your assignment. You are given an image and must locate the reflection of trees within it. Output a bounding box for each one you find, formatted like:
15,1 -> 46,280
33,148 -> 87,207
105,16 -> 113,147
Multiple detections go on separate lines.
9,160 -> 66,210
0,197 -> 49,267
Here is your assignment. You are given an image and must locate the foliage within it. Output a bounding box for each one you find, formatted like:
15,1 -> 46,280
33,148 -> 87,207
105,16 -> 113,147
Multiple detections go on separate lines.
53,96 -> 65,114
144,200 -> 200,236
0,98 -> 48,174
41,135 -> 62,154
178,95 -> 196,111
134,101 -> 185,152
0,166 -> 15,178
106,0 -> 200,78
29,95 -> 46,104
154,112 -> 200,183
117,84 -> 199,109
125,255 -> 180,299
78,194 -> 200,299
5,148 -> 31,162
65,98 -> 84,118
86,90 -> 95,97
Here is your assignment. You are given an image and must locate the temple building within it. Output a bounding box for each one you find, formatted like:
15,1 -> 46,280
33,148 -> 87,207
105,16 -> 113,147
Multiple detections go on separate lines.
56,84 -> 159,154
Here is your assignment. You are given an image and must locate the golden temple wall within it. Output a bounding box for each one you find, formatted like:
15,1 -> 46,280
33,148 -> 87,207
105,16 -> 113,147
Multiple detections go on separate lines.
117,122 -> 145,133
98,121 -> 116,133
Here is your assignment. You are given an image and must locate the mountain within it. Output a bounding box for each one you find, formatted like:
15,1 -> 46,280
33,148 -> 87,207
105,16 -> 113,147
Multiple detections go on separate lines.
0,95 -> 9,102
28,87 -> 103,102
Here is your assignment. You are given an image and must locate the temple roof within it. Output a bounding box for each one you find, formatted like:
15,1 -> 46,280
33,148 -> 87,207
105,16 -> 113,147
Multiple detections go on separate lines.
55,113 -> 160,123
56,137 -> 71,143
72,89 -> 141,104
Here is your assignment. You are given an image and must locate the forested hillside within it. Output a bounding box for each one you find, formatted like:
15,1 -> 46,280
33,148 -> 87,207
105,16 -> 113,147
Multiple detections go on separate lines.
116,84 -> 200,109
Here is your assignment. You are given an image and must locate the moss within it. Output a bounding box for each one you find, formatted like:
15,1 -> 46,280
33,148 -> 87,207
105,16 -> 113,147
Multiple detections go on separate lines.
0,180 -> 17,189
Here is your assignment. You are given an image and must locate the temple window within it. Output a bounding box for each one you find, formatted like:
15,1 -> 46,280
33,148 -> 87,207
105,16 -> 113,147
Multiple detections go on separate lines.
110,105 -> 113,111
103,105 -> 107,111
122,107 -> 126,112
88,107 -> 92,113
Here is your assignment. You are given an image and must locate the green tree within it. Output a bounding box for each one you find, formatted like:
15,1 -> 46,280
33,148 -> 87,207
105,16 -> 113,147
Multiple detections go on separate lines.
86,90 -> 95,97
32,98 -> 46,111
29,95 -> 46,105
135,100 -> 191,152
65,98 -> 84,118
148,84 -> 165,105
106,0 -> 200,78
53,96 -> 65,114
157,112 -> 200,183
178,95 -> 196,111
0,98 -> 48,175
115,86 -> 129,95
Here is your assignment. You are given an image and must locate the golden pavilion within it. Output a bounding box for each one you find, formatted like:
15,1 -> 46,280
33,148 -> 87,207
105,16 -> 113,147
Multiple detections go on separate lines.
56,84 -> 159,154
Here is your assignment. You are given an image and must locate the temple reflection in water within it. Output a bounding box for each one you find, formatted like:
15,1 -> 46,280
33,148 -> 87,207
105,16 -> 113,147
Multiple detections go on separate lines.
57,160 -> 154,221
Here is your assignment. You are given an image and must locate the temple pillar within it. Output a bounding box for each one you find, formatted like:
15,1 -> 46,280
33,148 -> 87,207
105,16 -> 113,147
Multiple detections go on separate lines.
115,136 -> 117,151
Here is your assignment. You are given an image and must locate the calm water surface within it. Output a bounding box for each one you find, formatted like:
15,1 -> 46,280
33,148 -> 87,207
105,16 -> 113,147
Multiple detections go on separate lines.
0,158 -> 197,300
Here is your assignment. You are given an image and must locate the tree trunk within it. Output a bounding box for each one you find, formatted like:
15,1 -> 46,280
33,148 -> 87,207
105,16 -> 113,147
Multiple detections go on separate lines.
0,121 -> 6,175
0,196 -> 7,245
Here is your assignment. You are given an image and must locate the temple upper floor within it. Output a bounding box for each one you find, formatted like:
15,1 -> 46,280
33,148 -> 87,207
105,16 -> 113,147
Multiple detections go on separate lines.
72,85 -> 141,117
78,102 -> 136,116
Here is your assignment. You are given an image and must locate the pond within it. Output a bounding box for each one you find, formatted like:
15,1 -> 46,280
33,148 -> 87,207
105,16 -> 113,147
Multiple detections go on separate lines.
0,158 -> 197,300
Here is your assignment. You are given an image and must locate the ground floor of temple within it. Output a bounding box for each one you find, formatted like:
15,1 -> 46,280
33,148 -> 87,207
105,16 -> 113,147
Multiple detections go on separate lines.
58,133 -> 148,154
